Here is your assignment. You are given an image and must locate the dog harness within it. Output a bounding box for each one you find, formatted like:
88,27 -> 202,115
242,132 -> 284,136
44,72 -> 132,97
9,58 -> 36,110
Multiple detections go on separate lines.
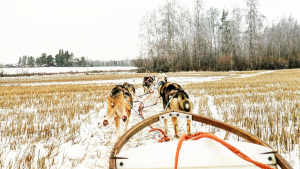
143,77 -> 154,86
109,85 -> 133,104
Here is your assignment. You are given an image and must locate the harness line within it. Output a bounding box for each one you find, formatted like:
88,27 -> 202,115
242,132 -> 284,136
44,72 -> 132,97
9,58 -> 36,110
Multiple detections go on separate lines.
124,96 -> 152,130
137,92 -> 151,98
124,95 -> 161,136
134,81 -> 167,138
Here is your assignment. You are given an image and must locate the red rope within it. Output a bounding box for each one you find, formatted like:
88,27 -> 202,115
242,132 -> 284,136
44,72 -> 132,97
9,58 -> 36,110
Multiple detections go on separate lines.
138,90 -> 154,116
175,132 -> 275,169
149,128 -> 170,142
137,90 -> 163,137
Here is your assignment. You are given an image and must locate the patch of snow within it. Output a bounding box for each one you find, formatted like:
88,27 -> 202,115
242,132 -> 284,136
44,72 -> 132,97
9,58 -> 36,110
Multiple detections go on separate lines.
1,76 -> 225,87
1,67 -> 137,75
234,70 -> 275,78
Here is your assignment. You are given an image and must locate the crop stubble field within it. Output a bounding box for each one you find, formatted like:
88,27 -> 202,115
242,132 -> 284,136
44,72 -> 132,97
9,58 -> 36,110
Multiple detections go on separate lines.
0,69 -> 299,168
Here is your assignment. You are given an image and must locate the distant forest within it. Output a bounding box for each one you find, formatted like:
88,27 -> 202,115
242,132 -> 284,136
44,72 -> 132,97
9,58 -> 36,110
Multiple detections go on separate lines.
133,0 -> 300,72
13,49 -> 133,67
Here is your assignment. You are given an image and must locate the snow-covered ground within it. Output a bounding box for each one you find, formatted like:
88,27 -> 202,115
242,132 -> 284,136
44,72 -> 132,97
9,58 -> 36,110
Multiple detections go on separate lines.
0,70 -> 299,169
96,70 -> 299,169
0,66 -> 137,75
96,76 -> 227,168
233,70 -> 275,78
1,76 -> 225,87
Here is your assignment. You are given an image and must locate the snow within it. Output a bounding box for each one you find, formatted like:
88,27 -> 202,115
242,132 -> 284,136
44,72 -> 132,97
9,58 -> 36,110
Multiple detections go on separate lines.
0,67 -> 137,75
234,70 -> 275,78
1,75 -> 224,87
91,71 -> 299,168
0,69 -> 298,169
167,76 -> 225,84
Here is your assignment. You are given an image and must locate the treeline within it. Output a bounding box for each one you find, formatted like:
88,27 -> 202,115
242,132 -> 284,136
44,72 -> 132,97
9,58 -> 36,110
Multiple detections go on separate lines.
89,59 -> 134,67
16,49 -> 133,67
133,0 -> 300,72
18,49 -> 86,67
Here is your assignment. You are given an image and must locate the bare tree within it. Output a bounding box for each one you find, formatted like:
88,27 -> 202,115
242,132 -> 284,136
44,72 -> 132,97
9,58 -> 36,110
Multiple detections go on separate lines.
134,0 -> 300,72
229,6 -> 243,70
192,0 -> 204,70
245,0 -> 264,69
174,5 -> 192,71
206,7 -> 220,69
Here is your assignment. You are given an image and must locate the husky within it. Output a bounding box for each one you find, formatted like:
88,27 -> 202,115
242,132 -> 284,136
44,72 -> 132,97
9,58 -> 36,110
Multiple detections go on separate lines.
142,76 -> 155,94
157,77 -> 193,138
102,82 -> 135,138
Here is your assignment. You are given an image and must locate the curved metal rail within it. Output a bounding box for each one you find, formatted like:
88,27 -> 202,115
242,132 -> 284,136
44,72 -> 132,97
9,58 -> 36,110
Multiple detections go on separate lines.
109,110 -> 292,169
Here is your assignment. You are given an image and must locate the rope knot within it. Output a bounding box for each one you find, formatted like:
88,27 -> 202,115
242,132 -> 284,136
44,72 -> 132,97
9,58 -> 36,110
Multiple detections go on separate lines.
149,128 -> 170,142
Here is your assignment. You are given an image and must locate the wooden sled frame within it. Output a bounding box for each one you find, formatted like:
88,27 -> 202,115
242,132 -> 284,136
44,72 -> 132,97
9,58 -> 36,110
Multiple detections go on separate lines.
109,110 -> 292,169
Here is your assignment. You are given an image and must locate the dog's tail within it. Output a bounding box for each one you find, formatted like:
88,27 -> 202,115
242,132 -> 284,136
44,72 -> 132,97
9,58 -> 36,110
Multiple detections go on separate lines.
177,92 -> 193,112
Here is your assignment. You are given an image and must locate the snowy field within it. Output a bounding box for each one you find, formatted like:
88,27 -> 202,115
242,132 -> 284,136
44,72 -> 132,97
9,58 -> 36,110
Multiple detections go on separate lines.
0,69 -> 299,168
0,66 -> 137,75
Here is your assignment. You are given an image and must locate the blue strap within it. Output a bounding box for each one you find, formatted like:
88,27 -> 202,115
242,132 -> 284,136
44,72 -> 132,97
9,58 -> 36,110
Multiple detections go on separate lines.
124,96 -> 152,130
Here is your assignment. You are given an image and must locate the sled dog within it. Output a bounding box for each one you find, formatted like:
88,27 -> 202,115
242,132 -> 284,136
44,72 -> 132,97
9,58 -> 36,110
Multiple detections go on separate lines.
157,73 -> 167,84
157,77 -> 193,138
142,76 -> 155,94
103,82 -> 135,138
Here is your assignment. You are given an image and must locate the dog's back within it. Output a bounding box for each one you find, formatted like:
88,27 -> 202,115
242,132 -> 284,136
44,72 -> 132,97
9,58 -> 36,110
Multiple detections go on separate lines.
159,82 -> 193,112
110,85 -> 123,98
123,82 -> 135,102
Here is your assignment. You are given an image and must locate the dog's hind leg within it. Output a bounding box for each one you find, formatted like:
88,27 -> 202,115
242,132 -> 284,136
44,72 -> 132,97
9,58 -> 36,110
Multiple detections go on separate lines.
124,119 -> 129,132
103,111 -> 114,126
114,116 -> 121,138
186,119 -> 191,136
164,119 -> 168,135
124,108 -> 131,131
171,117 -> 180,138
121,107 -> 128,123
143,86 -> 148,94
149,84 -> 153,92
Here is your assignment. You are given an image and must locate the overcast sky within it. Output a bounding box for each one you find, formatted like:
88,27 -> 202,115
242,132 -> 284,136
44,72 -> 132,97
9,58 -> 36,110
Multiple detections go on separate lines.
0,0 -> 299,65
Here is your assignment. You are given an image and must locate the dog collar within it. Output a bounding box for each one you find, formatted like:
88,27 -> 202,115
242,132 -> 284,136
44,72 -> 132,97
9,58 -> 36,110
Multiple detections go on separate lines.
157,81 -> 162,87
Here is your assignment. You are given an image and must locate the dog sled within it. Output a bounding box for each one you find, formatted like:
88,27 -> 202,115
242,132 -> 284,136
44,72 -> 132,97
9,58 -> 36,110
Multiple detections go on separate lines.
109,110 -> 292,169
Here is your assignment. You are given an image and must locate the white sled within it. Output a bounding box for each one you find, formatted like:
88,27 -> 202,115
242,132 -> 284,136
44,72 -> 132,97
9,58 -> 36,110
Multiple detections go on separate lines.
109,110 -> 292,169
